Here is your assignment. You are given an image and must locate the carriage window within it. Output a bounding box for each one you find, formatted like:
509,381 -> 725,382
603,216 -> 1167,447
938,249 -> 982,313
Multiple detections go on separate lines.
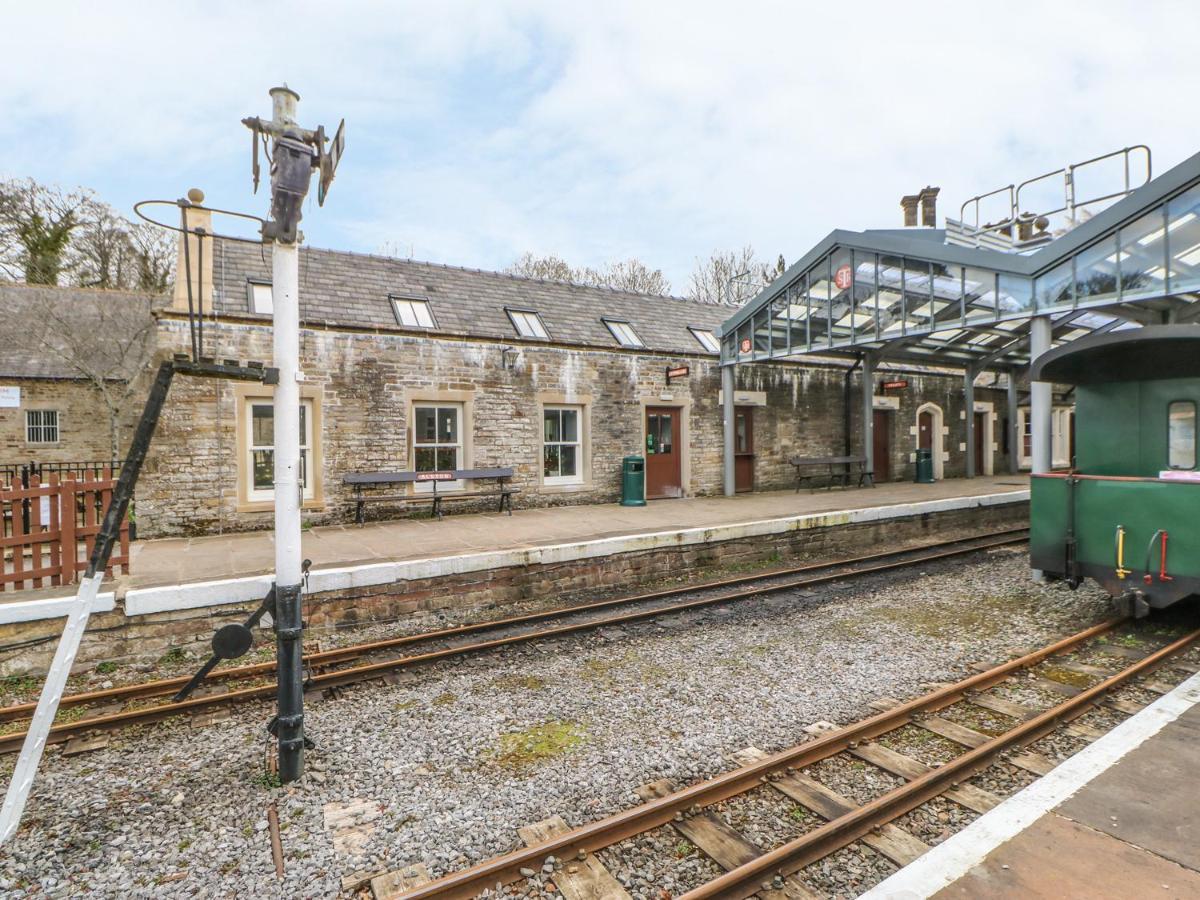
1168,401 -> 1196,469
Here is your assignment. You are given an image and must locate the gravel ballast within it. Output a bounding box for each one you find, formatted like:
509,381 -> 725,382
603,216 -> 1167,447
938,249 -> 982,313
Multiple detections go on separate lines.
0,550 -> 1121,897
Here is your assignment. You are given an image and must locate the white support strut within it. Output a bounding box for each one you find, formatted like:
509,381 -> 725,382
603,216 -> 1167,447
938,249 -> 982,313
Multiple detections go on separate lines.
0,572 -> 106,842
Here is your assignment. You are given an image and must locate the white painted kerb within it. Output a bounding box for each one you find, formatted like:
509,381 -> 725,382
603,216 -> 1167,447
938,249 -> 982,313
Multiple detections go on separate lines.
3,489 -> 1028,623
862,667 -> 1200,900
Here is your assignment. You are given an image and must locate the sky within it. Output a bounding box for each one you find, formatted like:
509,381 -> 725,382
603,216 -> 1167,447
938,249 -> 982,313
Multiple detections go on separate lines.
2,1 -> 1197,293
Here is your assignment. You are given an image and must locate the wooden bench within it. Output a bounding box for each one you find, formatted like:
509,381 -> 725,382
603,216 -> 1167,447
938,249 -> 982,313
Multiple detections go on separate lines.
343,468 -> 518,524
789,455 -> 874,493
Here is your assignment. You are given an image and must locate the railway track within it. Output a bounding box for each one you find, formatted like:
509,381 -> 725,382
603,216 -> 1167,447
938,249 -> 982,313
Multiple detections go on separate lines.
0,529 -> 1027,755
383,615 -> 1200,900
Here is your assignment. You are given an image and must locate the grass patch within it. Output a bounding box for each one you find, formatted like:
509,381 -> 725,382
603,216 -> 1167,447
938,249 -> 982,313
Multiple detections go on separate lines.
673,839 -> 697,858
1037,664 -> 1095,689
95,661 -> 118,675
788,805 -> 814,824
489,674 -> 547,692
252,771 -> 282,790
158,647 -> 187,666
432,692 -> 457,707
493,721 -> 585,768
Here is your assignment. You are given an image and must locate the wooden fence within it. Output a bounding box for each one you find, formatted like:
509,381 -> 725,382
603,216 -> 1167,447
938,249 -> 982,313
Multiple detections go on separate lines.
0,470 -> 130,593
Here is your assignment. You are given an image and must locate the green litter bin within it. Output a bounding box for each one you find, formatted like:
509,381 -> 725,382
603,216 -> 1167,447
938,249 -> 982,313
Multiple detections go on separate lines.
914,448 -> 935,484
621,455 -> 647,506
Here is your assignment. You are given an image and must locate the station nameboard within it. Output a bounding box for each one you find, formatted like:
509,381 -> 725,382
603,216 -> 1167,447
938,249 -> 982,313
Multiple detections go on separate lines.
881,379 -> 909,390
416,471 -> 455,481
665,365 -> 690,382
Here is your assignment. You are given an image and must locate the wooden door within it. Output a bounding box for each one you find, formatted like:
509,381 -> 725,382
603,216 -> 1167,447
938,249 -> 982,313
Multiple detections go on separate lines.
918,411 -> 933,451
973,411 -> 986,474
734,406 -> 754,492
645,407 -> 682,499
872,409 -> 891,482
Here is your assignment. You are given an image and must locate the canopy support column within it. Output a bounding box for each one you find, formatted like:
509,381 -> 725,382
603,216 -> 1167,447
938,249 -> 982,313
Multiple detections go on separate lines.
964,366 -> 977,478
861,352 -> 877,479
722,363 -> 736,497
1006,371 -> 1019,475
1030,316 -> 1053,475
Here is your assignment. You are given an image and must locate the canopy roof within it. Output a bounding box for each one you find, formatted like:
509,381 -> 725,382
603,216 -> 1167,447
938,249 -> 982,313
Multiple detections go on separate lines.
720,149 -> 1200,370
1031,324 -> 1200,384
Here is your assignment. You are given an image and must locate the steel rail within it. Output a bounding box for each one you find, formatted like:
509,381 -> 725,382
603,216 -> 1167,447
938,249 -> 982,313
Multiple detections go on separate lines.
394,618 -> 1121,900
682,625 -> 1200,900
0,533 -> 1027,749
0,529 -> 1028,725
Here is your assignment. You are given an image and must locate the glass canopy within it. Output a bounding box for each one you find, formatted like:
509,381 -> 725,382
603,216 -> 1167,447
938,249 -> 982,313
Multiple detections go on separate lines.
721,157 -> 1200,369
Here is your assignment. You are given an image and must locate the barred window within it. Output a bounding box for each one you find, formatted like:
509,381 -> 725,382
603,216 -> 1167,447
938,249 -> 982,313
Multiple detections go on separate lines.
26,410 -> 59,444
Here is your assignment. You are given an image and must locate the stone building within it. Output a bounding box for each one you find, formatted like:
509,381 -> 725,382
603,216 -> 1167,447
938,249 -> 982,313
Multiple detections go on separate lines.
0,282 -> 149,473
132,239 -> 1012,537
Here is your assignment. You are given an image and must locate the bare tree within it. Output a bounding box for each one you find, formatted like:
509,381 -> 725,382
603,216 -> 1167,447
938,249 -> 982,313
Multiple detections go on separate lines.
687,246 -> 785,306
507,253 -> 673,295
1,178 -> 174,292
0,178 -> 94,284
580,259 -> 672,295
0,285 -> 160,460
505,252 -> 578,283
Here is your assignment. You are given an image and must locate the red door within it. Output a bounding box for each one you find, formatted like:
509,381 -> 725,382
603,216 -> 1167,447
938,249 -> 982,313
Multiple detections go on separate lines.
645,407 -> 682,499
918,411 -> 933,451
734,406 -> 754,492
872,410 -> 891,482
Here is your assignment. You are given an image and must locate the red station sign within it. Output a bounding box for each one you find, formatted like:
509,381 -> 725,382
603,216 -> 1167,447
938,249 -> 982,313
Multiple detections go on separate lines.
834,264 -> 853,290
880,380 -> 909,390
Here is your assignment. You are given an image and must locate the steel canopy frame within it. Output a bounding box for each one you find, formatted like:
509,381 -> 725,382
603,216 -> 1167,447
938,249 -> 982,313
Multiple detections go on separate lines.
719,147 -> 1200,370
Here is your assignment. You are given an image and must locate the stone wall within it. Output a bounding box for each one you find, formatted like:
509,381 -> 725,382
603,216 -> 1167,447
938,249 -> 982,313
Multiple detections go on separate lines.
136,316 -> 1015,536
0,498 -> 1028,675
0,378 -> 123,468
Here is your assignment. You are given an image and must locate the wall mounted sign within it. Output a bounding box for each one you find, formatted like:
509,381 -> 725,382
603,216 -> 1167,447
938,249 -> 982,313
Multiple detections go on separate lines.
834,264 -> 853,290
416,471 -> 455,481
665,365 -> 690,383
0,387 -> 19,408
740,338 -> 752,353
881,380 -> 909,390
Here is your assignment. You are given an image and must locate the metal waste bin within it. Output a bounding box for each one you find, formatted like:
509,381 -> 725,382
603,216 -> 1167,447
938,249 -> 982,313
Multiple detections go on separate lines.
621,455 -> 647,506
914,448 -> 935,484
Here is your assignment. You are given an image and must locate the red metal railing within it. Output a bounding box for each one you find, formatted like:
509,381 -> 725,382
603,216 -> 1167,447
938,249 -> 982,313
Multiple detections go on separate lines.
0,470 -> 130,592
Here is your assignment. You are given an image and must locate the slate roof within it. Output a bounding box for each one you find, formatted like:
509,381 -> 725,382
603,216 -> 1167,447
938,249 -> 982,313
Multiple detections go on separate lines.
212,240 -> 731,356
0,281 -> 160,380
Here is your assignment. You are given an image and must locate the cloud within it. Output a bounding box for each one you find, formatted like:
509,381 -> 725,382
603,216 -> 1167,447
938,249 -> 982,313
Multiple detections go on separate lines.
2,1 -> 1196,290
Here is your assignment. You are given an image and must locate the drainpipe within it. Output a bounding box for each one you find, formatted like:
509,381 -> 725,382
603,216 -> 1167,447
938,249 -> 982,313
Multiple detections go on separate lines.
1006,371 -> 1019,475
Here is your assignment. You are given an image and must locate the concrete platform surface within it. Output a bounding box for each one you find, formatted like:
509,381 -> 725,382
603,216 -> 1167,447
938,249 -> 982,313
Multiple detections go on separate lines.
124,475 -> 1027,591
867,670 -> 1200,900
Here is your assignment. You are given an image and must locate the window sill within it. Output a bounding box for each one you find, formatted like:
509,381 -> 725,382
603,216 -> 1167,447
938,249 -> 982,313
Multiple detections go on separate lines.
540,481 -> 590,494
237,499 -> 326,514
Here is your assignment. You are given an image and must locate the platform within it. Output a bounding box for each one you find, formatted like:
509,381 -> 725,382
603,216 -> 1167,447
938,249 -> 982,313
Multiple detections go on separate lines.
866,669 -> 1200,899
1,475 -> 1028,624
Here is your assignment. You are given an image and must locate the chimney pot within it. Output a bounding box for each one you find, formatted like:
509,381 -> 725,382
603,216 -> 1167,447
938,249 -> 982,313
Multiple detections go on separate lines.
900,194 -> 920,227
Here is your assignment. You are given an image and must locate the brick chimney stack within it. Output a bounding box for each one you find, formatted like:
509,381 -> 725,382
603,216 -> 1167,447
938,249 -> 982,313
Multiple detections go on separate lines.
918,186 -> 939,227
900,193 -> 919,227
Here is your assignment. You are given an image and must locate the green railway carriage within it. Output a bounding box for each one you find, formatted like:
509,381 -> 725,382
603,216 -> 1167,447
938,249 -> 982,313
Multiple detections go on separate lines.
1030,326 -> 1200,615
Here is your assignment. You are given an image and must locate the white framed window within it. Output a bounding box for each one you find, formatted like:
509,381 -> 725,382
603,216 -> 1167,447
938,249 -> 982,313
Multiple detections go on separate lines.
689,327 -> 720,353
245,399 -> 314,503
506,308 -> 549,339
391,296 -> 436,328
26,410 -> 59,444
543,406 -> 583,485
1169,400 -> 1196,469
247,281 -> 273,315
413,403 -> 463,491
603,318 -> 644,348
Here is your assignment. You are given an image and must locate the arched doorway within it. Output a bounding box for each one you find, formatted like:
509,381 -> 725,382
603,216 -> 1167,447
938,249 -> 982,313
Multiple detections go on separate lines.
914,402 -> 945,480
